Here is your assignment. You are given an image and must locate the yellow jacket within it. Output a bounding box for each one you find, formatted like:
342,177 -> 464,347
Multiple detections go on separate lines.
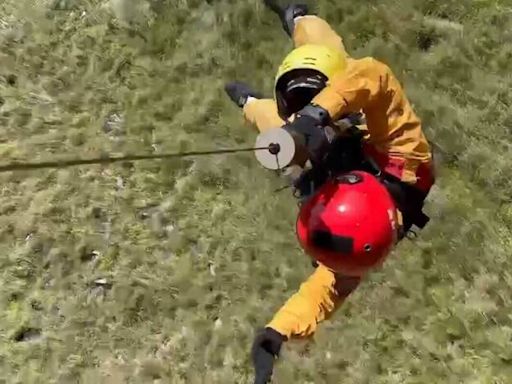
313,57 -> 434,192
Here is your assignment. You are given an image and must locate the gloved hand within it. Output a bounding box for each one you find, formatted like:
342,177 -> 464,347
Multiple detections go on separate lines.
251,327 -> 286,384
224,82 -> 262,108
292,166 -> 328,200
283,104 -> 331,163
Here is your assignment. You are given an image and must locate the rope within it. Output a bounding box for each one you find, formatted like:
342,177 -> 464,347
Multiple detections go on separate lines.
0,146 -> 272,173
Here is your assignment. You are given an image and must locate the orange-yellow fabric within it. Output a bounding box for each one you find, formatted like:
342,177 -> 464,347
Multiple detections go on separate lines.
293,16 -> 348,56
243,98 -> 284,132
267,264 -> 361,339
312,57 -> 432,186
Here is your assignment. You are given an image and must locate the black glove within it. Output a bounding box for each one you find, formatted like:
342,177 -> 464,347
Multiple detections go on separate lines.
292,166 -> 328,200
224,82 -> 262,108
283,104 -> 331,163
251,327 -> 286,384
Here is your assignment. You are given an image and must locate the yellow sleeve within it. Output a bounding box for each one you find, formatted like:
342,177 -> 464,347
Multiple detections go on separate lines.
312,58 -> 433,187
242,98 -> 285,133
266,264 -> 361,339
311,58 -> 385,121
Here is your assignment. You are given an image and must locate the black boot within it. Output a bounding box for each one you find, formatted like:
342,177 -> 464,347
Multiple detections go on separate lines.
263,1 -> 310,37
224,82 -> 262,108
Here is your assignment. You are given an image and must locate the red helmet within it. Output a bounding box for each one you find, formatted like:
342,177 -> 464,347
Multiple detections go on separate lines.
296,171 -> 399,276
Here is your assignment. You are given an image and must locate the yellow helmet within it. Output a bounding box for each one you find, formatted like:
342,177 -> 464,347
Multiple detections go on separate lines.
274,44 -> 347,119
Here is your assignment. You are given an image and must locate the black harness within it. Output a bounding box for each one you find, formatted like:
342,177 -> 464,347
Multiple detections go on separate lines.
293,124 -> 431,239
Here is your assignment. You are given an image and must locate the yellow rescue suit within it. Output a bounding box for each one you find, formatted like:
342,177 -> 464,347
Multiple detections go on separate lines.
243,16 -> 434,339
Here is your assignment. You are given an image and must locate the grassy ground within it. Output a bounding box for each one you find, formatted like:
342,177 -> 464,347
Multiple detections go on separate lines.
0,0 -> 511,383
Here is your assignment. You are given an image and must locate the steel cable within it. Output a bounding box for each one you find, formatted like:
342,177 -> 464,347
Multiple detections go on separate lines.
0,145 -> 273,173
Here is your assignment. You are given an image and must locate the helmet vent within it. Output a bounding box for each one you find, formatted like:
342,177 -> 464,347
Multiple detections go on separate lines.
364,244 -> 372,252
336,173 -> 363,184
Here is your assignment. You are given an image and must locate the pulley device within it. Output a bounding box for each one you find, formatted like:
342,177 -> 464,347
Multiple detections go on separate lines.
252,113 -> 376,199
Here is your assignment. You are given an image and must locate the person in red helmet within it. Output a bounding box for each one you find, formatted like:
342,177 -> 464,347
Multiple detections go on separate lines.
250,171 -> 401,384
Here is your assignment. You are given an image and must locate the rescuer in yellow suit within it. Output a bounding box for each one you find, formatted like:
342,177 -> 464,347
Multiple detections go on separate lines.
224,3 -> 435,383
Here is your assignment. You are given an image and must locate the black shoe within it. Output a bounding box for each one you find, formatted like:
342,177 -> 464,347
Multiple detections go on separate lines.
224,82 -> 262,108
263,1 -> 310,36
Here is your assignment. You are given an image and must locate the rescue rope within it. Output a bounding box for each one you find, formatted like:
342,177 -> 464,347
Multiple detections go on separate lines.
0,145 -> 275,173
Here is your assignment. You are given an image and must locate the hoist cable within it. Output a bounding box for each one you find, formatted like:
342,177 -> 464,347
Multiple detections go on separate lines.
0,145 -> 274,173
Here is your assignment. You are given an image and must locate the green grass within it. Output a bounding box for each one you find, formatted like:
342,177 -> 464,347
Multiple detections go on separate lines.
1,0 -> 512,383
